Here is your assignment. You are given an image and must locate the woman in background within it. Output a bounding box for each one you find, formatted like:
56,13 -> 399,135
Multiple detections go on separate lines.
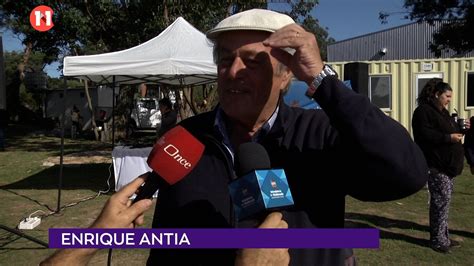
412,78 -> 466,253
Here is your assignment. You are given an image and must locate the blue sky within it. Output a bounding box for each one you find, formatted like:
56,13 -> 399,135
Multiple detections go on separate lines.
312,0 -> 408,40
1,0 -> 409,78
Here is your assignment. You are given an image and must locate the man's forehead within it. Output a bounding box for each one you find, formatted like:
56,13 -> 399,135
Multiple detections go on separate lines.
218,30 -> 271,43
216,31 -> 291,60
217,31 -> 269,51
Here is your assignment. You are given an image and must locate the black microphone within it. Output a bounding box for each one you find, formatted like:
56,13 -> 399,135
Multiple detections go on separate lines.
235,142 -> 271,176
228,142 -> 294,222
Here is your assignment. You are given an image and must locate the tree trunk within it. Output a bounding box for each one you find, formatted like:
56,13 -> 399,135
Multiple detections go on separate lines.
72,48 -> 100,141
8,42 -> 33,121
163,0 -> 169,25
183,86 -> 198,115
174,89 -> 184,121
83,81 -> 100,140
18,42 -> 32,81
203,85 -> 218,112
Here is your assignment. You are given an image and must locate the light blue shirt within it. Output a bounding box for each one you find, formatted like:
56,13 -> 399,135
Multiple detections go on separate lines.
214,106 -> 279,162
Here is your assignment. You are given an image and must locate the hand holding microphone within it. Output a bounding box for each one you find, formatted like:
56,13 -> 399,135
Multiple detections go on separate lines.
92,175 -> 153,229
40,174 -> 155,266
235,212 -> 290,266
132,125 -> 205,203
229,142 -> 294,222
40,126 -> 204,266
230,143 -> 292,265
94,125 -> 205,227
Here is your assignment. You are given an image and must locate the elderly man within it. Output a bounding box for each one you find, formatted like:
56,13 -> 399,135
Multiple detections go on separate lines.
41,9 -> 428,266
147,9 -> 428,265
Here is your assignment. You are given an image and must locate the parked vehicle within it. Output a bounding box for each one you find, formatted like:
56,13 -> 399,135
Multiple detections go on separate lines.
128,97 -> 161,135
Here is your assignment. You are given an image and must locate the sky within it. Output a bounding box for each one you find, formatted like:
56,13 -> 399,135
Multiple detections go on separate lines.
1,0 -> 410,78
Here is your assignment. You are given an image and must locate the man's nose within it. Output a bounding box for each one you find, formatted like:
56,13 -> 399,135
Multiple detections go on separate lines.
228,57 -> 245,79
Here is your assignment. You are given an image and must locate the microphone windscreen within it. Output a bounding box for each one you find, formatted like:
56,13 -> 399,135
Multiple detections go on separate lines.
236,142 -> 271,176
147,125 -> 204,185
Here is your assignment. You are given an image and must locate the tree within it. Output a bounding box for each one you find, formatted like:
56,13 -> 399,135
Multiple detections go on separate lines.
380,0 -> 473,56
4,51 -> 45,119
285,0 -> 335,60
1,1 -> 266,138
1,1 -> 266,65
3,1 -> 334,135
4,51 -> 81,120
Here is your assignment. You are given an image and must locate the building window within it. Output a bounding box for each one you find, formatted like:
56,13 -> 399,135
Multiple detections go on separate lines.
369,75 -> 391,109
467,72 -> 474,107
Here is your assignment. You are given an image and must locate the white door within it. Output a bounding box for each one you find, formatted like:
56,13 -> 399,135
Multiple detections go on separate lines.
409,73 -> 444,135
414,73 -> 444,105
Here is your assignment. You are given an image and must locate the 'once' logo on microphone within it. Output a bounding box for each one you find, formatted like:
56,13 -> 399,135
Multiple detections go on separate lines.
164,144 -> 192,169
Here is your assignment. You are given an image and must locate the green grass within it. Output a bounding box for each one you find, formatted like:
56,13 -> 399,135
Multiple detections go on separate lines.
345,167 -> 474,265
0,124 -> 473,265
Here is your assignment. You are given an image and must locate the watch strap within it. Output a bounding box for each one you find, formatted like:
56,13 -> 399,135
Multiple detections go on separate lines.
305,65 -> 337,97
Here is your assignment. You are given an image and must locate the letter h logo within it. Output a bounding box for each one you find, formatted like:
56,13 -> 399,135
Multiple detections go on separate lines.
30,5 -> 54,32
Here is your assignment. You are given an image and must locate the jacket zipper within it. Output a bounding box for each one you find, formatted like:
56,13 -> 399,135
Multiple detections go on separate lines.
202,134 -> 238,228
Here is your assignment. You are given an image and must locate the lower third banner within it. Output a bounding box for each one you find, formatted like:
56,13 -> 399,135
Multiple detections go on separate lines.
49,228 -> 379,249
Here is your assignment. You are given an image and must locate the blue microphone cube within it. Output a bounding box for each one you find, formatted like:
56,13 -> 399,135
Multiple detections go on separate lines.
228,169 -> 294,220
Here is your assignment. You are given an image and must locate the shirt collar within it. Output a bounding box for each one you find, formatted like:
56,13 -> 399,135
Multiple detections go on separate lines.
214,105 -> 279,159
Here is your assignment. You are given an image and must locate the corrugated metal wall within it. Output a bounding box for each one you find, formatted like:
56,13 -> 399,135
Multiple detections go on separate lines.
330,57 -> 474,134
328,21 -> 474,62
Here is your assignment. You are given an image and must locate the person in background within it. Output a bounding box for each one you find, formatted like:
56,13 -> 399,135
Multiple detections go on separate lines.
412,78 -> 467,253
156,97 -> 177,138
147,9 -> 428,265
463,116 -> 474,174
95,109 -> 108,141
94,110 -> 106,130
71,105 -> 82,139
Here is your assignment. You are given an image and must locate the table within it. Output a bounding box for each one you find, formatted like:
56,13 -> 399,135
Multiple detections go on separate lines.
112,146 -> 156,197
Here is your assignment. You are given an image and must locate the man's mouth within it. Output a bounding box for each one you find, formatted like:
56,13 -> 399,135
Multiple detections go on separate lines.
229,89 -> 245,94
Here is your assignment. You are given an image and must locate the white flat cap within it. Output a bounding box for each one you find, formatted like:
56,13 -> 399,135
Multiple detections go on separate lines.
206,9 -> 295,40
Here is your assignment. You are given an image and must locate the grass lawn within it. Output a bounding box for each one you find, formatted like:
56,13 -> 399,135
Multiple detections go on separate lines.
0,124 -> 473,265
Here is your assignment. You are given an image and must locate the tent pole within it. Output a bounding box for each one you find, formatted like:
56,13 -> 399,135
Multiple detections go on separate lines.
56,76 -> 68,213
112,76 -> 116,147
0,225 -> 48,247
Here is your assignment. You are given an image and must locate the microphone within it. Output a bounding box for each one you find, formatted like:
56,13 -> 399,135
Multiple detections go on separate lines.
228,142 -> 294,221
132,125 -> 205,203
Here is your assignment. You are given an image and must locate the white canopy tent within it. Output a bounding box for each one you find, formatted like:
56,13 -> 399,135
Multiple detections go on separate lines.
63,17 -> 217,86
53,18 -> 218,213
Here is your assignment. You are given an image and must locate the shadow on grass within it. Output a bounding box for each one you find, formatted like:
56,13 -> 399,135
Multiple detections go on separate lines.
345,219 -> 430,247
345,212 -> 474,247
4,123 -> 112,154
0,231 -> 48,250
0,163 -> 114,191
6,136 -> 111,155
0,247 -> 48,250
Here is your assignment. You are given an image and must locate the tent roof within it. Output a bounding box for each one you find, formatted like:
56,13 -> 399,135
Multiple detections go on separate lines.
63,17 -> 217,86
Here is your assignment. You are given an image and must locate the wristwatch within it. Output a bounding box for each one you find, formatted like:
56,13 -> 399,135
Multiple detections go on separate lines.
305,64 -> 338,97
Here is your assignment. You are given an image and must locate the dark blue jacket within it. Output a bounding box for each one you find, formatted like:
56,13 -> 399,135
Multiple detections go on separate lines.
148,76 -> 428,266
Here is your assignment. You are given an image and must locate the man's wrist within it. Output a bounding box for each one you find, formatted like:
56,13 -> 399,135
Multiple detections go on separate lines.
305,64 -> 338,97
40,248 -> 98,265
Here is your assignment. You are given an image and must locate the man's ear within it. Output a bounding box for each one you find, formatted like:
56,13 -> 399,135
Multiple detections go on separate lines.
280,69 -> 293,91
